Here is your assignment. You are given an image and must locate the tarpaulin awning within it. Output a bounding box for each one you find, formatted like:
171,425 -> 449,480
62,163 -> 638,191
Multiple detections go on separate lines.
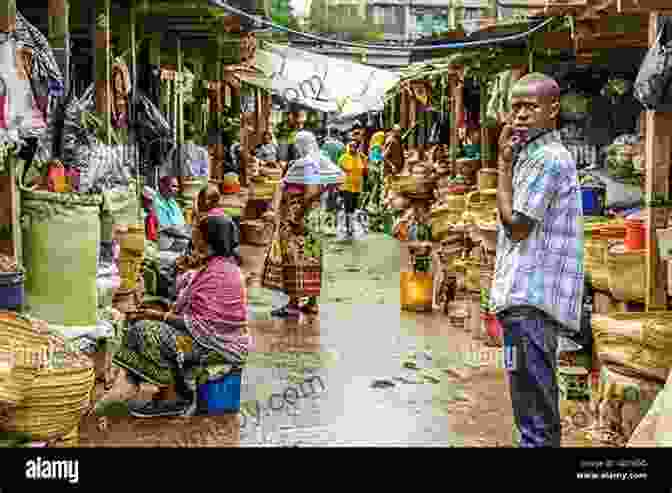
248,42 -> 400,117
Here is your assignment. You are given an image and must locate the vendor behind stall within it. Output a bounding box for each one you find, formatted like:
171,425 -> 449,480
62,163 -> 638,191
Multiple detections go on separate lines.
155,176 -> 185,229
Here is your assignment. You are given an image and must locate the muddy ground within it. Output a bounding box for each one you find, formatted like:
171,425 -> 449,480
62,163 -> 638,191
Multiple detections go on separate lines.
76,234 -> 598,447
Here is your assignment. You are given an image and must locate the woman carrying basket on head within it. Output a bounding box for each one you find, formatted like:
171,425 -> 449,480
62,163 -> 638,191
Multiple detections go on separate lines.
261,130 -> 344,318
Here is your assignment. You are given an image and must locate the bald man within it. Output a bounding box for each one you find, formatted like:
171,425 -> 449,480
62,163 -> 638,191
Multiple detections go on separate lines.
491,73 -> 584,448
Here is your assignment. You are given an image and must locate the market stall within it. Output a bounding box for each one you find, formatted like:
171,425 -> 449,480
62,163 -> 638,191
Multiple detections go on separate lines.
383,6 -> 672,447
1,0 -> 251,446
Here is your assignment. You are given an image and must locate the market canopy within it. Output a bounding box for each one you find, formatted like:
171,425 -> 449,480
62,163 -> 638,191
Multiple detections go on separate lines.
243,42 -> 400,117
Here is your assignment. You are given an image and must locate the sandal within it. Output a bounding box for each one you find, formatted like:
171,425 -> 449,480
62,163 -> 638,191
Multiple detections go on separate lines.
271,305 -> 300,318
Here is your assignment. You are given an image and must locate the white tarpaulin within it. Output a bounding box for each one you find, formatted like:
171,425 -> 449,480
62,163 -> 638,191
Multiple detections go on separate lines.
250,42 -> 400,117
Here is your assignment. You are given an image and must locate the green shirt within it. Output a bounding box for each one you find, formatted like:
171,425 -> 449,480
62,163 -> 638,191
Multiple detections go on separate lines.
322,139 -> 345,164
153,194 -> 185,228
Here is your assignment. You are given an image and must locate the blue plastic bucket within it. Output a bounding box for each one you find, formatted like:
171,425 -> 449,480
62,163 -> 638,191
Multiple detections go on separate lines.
581,187 -> 604,216
196,368 -> 242,415
0,271 -> 24,311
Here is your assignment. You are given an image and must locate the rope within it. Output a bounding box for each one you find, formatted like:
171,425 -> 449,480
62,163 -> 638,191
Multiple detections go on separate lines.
207,0 -> 558,53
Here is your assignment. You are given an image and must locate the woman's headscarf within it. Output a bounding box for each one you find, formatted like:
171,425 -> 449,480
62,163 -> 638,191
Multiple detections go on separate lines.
283,130 -> 344,186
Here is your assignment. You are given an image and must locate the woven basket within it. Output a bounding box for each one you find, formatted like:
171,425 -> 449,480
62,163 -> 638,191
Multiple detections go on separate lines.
241,220 -> 274,246
607,244 -> 645,302
479,264 -> 494,292
249,179 -> 277,201
592,312 -> 672,383
585,235 -> 610,291
430,208 -> 462,239
4,354 -> 94,441
0,312 -> 50,365
459,260 -> 481,293
401,177 -> 436,198
49,425 -> 79,447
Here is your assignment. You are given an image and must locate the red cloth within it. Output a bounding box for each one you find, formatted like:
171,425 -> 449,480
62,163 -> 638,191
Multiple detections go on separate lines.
174,257 -> 249,361
146,211 -> 158,241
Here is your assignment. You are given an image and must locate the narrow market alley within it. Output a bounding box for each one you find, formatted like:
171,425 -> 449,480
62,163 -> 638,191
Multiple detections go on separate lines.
80,233 -> 517,447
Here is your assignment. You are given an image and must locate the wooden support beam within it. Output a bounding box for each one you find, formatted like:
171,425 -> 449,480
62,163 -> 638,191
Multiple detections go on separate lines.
0,0 -> 16,32
645,11 -> 671,311
95,0 -> 112,147
48,0 -> 69,90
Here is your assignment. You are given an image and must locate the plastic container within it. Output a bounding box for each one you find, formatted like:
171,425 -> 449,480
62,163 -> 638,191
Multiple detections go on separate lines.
581,186 -> 604,216
196,368 -> 242,415
0,271 -> 24,311
624,218 -> 646,251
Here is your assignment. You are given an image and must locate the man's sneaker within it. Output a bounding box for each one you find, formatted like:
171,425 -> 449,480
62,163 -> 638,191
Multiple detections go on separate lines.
128,397 -> 196,418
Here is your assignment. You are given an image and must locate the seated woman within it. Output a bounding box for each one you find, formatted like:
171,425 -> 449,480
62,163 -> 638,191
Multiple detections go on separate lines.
110,213 -> 249,417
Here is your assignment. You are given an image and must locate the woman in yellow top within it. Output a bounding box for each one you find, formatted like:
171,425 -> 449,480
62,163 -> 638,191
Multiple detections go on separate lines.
337,141 -> 368,239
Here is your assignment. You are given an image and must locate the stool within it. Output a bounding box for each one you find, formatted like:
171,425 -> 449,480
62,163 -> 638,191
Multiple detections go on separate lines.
196,367 -> 243,416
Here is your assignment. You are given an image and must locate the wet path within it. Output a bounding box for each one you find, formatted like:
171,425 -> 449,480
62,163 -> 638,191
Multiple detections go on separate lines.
81,233 -> 515,447
242,234 -> 513,447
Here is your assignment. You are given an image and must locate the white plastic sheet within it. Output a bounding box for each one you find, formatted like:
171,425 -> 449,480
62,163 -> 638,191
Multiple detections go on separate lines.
249,43 -> 400,117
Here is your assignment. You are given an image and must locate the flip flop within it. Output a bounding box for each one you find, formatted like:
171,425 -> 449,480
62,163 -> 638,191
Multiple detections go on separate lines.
271,305 -> 300,318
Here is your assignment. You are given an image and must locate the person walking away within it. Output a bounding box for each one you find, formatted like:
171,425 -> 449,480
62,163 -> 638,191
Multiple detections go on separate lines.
321,128 -> 345,211
492,73 -> 584,448
321,128 -> 345,166
263,130 -> 343,317
337,141 -> 368,240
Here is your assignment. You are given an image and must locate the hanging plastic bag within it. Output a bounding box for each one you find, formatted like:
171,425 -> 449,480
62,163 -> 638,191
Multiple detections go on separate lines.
352,209 -> 369,241
634,19 -> 672,110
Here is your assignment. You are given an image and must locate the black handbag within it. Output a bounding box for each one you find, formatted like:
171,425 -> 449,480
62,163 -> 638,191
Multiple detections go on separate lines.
634,18 -> 672,110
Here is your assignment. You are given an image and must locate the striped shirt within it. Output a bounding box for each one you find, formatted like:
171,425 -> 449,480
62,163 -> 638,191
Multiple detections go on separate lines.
491,130 -> 584,334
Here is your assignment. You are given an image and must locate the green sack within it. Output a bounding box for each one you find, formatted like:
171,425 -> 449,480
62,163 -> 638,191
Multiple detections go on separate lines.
100,180 -> 140,241
21,189 -> 102,327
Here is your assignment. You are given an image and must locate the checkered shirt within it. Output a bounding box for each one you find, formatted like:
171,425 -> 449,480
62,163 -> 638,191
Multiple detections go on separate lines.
491,130 -> 584,334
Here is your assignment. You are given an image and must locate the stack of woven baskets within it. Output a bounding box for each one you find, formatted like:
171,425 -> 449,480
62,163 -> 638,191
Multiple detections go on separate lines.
590,312 -> 672,443
0,311 -> 95,447
584,221 -> 626,295
241,211 -> 275,246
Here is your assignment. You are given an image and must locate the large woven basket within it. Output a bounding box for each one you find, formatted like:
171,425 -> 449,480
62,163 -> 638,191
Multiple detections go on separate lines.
400,176 -> 435,198
585,235 -> 610,291
430,208 -> 462,239
457,260 -> 481,293
241,220 -> 274,246
49,425 -> 79,447
0,313 -> 51,406
0,312 -> 50,364
607,243 -> 645,302
4,352 -> 95,441
249,179 -> 278,201
592,312 -> 672,383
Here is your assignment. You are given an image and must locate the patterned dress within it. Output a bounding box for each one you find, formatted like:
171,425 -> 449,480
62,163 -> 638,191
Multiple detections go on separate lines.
262,187 -> 324,302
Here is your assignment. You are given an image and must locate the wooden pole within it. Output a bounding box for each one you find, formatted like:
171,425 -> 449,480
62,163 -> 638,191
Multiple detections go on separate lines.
645,11 -> 671,311
48,0 -> 69,91
0,0 -> 15,33
95,0 -> 111,146
0,1 -> 18,262
191,57 -> 204,139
